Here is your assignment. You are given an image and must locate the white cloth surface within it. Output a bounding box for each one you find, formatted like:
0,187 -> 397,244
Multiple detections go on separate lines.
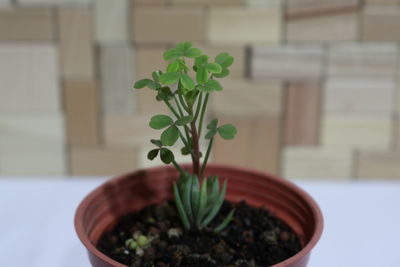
0,177 -> 399,267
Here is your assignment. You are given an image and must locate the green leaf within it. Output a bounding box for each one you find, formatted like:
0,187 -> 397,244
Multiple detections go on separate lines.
207,176 -> 219,206
149,115 -> 173,129
161,125 -> 180,146
184,89 -> 199,106
180,73 -> 195,90
163,48 -> 183,61
196,178 -> 209,226
205,63 -> 222,73
160,148 -> 174,164
196,67 -> 209,84
176,115 -> 193,126
159,72 -> 180,85
185,48 -> 202,58
195,55 -> 209,66
156,87 -> 174,101
207,119 -> 218,130
152,71 -> 162,83
167,61 -> 180,73
181,146 -> 191,155
181,174 -> 194,220
203,79 -> 223,92
215,53 -> 234,68
150,139 -> 162,147
217,124 -> 237,140
191,176 -> 200,216
173,182 -> 191,230
201,180 -> 227,227
213,68 -> 230,79
205,129 -> 217,140
214,209 -> 235,233
134,79 -> 154,89
176,41 -> 192,52
147,149 -> 159,160
178,59 -> 189,71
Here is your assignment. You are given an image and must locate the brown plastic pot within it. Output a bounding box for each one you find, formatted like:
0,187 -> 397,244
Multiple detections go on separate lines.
75,164 -> 323,267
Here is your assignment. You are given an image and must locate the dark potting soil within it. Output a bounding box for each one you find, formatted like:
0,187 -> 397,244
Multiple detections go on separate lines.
97,201 -> 302,267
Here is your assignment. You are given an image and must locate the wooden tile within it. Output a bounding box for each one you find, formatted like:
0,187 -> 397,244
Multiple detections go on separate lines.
0,143 -> 65,175
365,0 -> 400,4
195,44 -> 245,78
0,44 -> 60,113
211,79 -> 283,116
133,7 -> 205,44
58,8 -> 94,80
0,113 -> 65,175
213,116 -> 281,175
0,0 -> 11,6
136,89 -> 169,114
0,8 -> 54,41
104,115 -> 158,147
283,147 -> 353,179
0,114 -> 64,146
172,0 -> 243,5
132,0 -> 168,4
324,77 -> 396,114
286,0 -> 359,42
18,0 -> 92,5
70,147 -> 136,176
100,44 -> 136,115
64,81 -> 100,146
286,0 -> 360,18
356,151 -> 400,179
252,45 -> 323,80
321,114 -> 392,149
94,0 -> 129,43
328,43 -> 398,76
208,7 -> 281,44
362,6 -> 400,41
286,14 -> 358,42
284,81 -> 321,146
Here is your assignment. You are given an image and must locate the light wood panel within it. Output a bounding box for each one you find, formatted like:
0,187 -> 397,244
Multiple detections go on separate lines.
283,147 -> 353,179
94,0 -> 129,43
0,8 -> 54,41
284,81 -> 321,146
362,6 -> 400,41
103,115 -> 158,147
64,81 -> 100,146
211,78 -> 283,116
100,44 -> 136,115
321,114 -> 392,149
208,7 -> 281,44
0,44 -> 60,113
58,8 -> 94,80
18,0 -> 92,5
328,43 -> 398,76
213,116 -> 281,175
357,151 -> 400,179
172,0 -> 243,5
252,45 -> 324,80
70,147 -> 136,176
324,77 -> 396,114
132,7 -> 205,44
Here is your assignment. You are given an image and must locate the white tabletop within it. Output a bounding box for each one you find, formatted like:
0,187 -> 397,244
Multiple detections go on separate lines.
0,177 -> 399,267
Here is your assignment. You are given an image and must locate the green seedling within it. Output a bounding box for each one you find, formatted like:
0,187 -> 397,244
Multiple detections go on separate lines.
133,41 -> 237,233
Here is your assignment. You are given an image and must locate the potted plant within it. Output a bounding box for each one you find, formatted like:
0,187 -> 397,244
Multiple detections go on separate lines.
75,42 -> 323,267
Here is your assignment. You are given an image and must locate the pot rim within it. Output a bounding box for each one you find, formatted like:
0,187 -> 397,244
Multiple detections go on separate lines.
74,163 -> 323,267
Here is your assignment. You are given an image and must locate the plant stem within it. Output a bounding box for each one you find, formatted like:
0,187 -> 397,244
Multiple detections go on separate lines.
174,95 -> 184,117
198,93 -> 209,137
200,137 -> 213,178
172,159 -> 184,174
194,92 -> 203,122
190,116 -> 201,178
178,93 -> 190,113
164,100 -> 180,119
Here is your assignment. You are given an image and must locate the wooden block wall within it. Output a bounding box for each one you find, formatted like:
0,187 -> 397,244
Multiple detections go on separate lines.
1,0 -> 400,180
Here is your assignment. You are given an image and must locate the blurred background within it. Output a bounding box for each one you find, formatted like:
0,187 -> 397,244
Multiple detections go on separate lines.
0,0 -> 399,180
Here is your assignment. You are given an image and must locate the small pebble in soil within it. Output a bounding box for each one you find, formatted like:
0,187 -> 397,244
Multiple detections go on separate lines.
97,200 -> 302,267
